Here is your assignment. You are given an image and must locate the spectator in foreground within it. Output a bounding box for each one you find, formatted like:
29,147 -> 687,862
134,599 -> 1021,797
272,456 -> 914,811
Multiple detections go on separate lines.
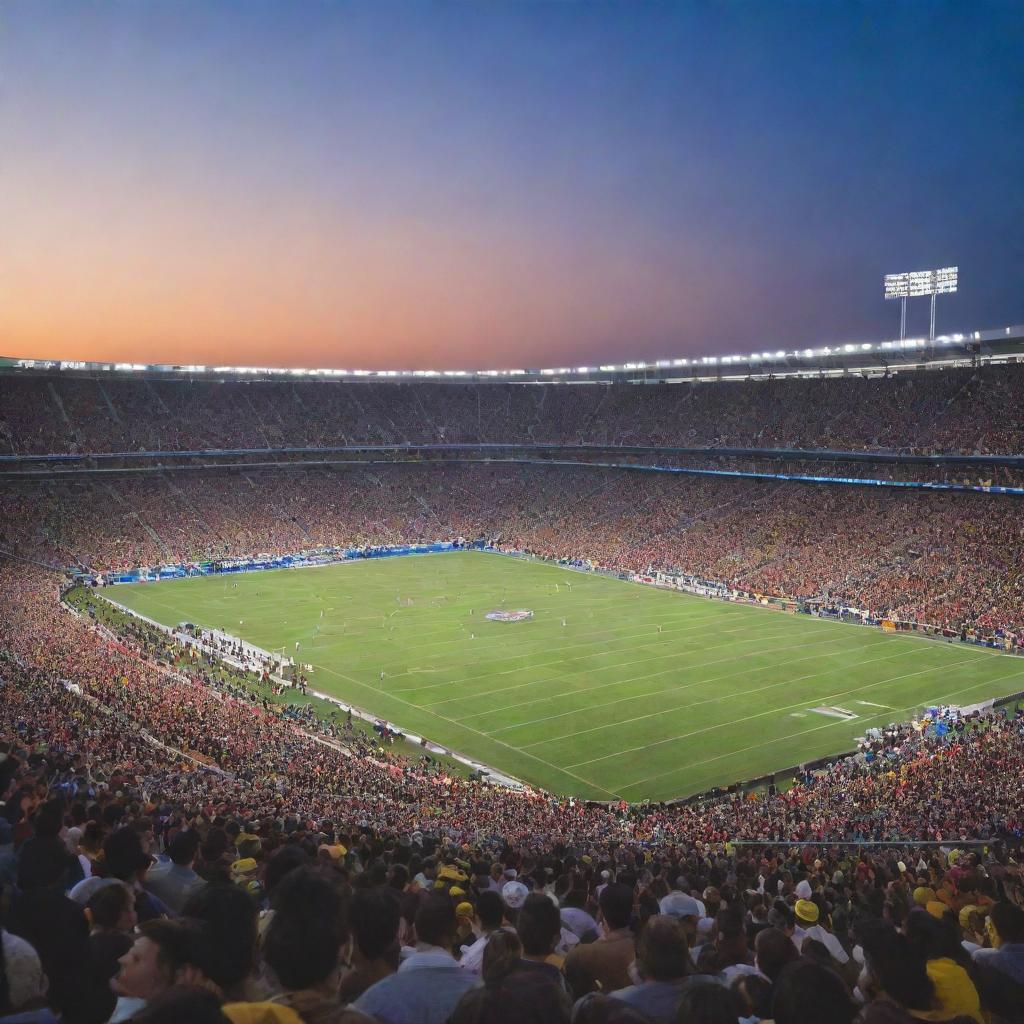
339,886 -> 401,1003
770,959 -> 856,1024
564,884 -> 636,998
973,902 -> 1024,984
353,892 -> 479,1024
608,915 -> 694,1024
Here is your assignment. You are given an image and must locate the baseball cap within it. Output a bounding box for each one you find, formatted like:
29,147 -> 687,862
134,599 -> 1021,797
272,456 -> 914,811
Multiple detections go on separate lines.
502,881 -> 529,909
659,893 -> 701,919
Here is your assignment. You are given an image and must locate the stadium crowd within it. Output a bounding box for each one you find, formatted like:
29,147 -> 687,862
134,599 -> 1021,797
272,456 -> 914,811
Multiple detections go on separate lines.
2,363 -> 1024,456
3,368 -> 1024,1022
3,466 -> 1023,636
2,558 -> 1024,1023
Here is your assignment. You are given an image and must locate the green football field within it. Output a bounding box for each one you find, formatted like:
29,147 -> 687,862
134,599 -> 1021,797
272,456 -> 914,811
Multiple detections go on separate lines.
109,550 -> 1024,802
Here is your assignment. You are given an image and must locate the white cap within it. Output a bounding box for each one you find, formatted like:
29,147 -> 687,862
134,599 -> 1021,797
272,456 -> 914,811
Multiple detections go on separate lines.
502,880 -> 529,909
659,892 -> 701,918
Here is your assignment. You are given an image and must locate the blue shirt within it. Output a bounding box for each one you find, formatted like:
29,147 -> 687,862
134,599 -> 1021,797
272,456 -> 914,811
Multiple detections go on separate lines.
354,950 -> 480,1024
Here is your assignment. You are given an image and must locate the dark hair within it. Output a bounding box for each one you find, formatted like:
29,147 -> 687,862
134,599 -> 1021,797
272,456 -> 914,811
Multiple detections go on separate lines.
415,891 -> 457,948
350,886 -> 401,961
450,965 -> 570,1024
263,843 -> 311,894
903,907 -> 969,967
754,926 -> 798,981
800,937 -> 833,966
517,893 -> 562,957
88,881 -> 134,929
182,883 -> 258,990
674,979 -> 742,1024
477,890 -> 505,930
857,920 -> 934,1011
481,930 -> 523,985
573,993 -> 653,1024
131,985 -> 230,1023
732,972 -> 773,1020
103,827 -> 152,880
167,829 -> 200,867
599,884 -> 633,930
771,959 -> 856,1024
138,919 -> 212,980
990,901 -> 1024,944
263,867 -> 349,990
636,916 -> 692,981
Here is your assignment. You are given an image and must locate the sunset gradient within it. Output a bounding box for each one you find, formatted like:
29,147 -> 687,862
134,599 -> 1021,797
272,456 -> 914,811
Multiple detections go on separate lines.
2,1 -> 1021,369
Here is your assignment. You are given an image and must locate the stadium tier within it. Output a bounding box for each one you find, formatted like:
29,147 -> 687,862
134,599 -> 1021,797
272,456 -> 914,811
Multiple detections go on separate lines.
2,357 -> 1023,1023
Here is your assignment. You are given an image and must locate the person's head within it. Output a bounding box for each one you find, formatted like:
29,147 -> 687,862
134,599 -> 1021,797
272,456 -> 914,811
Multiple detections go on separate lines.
263,866 -> 349,991
754,926 -> 798,982
477,890 -> 505,931
167,829 -> 201,868
104,826 -> 153,882
674,978 -> 742,1024
129,986 -> 230,1024
449,966 -> 571,1024
857,920 -> 934,1011
732,972 -> 773,1021
635,915 -> 693,982
182,884 -> 259,993
904,906 -> 963,963
263,843 -> 311,896
517,893 -> 562,958
987,901 -> 1024,948
112,920 -> 212,1002
771,960 -> 857,1024
481,929 -> 523,985
599,883 -> 634,931
349,886 -> 401,966
88,880 -> 138,933
415,891 -> 458,950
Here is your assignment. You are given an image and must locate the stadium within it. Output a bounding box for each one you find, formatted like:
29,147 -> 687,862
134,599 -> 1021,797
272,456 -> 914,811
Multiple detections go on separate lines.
3,4 -> 1024,1024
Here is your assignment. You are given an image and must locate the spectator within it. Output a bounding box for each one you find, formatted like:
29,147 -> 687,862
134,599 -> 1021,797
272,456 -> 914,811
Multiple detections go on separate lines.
339,887 -> 401,1002
353,892 -> 479,1024
144,829 -> 207,914
564,884 -> 636,997
610,915 -> 694,1024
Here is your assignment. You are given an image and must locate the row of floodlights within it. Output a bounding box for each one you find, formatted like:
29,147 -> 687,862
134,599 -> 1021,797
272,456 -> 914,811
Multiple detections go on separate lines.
11,329 -> 1012,379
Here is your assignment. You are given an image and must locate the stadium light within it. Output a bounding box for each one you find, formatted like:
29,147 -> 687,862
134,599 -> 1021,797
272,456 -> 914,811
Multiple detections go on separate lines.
884,266 -> 958,341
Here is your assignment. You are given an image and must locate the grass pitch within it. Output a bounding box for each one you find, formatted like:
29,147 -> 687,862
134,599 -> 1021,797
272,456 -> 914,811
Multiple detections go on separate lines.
110,550 -> 1024,802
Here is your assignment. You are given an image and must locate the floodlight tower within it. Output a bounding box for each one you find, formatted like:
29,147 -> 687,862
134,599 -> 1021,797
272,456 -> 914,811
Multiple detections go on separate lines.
884,266 -> 958,340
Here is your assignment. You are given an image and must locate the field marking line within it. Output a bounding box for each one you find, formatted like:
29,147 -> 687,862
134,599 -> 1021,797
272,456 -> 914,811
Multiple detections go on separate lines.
383,611 -> 744,688
616,663 -> 1024,796
562,656 -> 1011,771
309,661 -> 623,801
471,633 -> 903,724
424,627 -> 876,709
487,639 -> 920,736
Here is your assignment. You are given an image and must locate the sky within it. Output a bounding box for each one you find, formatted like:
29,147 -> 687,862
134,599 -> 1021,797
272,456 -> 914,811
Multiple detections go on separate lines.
1,1 -> 1021,370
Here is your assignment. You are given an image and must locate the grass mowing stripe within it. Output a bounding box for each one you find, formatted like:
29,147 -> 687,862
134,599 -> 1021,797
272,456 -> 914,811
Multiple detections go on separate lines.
435,629 -> 878,714
309,660 -> 623,800
486,639 -> 924,737
615,664 -> 1024,796
561,655 -> 998,771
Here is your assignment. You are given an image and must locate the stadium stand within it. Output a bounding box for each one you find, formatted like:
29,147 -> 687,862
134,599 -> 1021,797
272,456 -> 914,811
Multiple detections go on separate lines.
2,364 -> 1024,1023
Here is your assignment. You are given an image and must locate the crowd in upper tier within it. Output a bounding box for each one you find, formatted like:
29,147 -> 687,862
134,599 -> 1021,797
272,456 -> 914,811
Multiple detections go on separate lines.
3,465 -> 1023,635
1,364 -> 1023,455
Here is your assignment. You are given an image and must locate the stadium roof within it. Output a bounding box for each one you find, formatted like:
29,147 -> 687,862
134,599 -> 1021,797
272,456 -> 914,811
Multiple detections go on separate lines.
2,324 -> 1023,385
